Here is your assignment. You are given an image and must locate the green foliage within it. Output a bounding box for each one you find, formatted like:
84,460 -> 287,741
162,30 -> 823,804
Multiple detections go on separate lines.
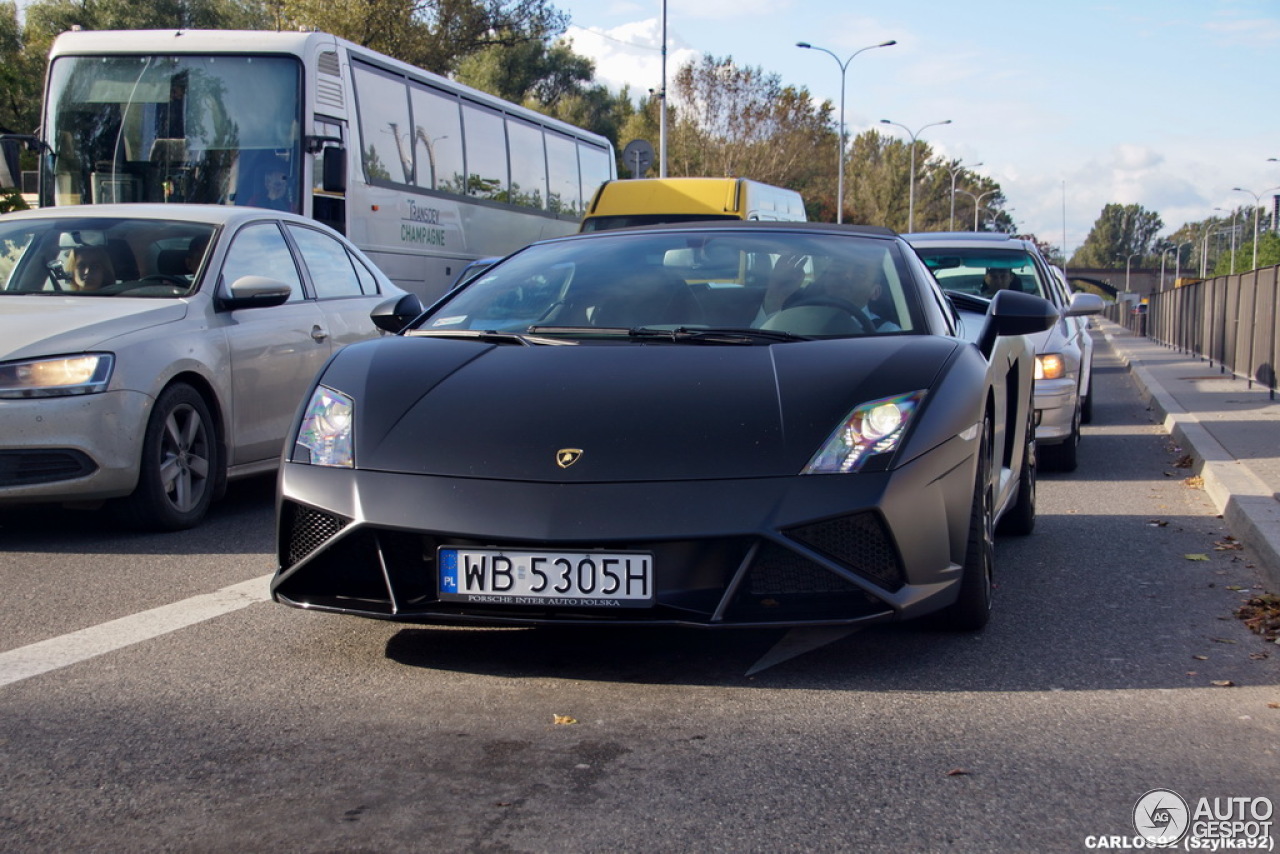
1069,203 -> 1163,269
1213,231 -> 1280,274
282,0 -> 567,76
0,186 -> 28,212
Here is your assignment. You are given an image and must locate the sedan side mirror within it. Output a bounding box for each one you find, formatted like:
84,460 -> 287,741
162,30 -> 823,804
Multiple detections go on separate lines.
372,292 -> 425,333
218,275 -> 293,310
1064,292 -> 1105,317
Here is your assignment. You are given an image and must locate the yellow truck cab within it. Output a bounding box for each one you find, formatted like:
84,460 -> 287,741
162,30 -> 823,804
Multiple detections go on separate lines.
579,177 -> 807,232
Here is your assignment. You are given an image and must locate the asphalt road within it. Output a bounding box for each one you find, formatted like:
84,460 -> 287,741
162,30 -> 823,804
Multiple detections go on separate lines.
1,334 -> 1277,853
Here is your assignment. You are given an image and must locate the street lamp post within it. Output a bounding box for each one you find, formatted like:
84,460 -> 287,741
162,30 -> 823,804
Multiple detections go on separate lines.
956,188 -> 998,231
796,39 -> 896,224
879,118 -> 952,232
1199,222 -> 1216,278
947,161 -> 982,231
1231,185 -> 1280,271
1121,251 -> 1143,293
1160,246 -> 1178,291
1215,206 -> 1239,274
1174,241 -> 1193,285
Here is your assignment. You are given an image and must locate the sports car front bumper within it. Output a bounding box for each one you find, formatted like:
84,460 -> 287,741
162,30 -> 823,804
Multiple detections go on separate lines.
272,432 -> 978,628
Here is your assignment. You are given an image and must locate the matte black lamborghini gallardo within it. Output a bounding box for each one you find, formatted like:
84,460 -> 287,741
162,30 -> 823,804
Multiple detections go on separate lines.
272,223 -> 1057,631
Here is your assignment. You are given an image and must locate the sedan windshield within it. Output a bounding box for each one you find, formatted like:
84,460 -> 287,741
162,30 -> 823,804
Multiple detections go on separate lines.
419,230 -> 921,339
914,246 -> 1049,300
0,217 -> 215,298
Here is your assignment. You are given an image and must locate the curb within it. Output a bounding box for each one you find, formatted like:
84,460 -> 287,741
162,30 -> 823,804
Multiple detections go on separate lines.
1103,329 -> 1280,594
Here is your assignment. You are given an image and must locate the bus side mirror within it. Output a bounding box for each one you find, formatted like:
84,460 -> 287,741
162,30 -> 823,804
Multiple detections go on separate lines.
322,147 -> 346,194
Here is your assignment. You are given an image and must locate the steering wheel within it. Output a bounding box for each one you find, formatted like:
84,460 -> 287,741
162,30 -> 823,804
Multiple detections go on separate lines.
45,261 -> 69,291
782,293 -> 872,334
139,274 -> 189,286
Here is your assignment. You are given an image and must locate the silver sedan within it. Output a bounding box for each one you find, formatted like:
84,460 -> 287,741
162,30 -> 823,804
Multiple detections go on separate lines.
905,232 -> 1104,471
0,204 -> 404,529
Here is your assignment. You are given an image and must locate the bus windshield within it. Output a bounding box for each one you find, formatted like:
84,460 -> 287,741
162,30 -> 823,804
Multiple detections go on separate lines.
44,54 -> 302,211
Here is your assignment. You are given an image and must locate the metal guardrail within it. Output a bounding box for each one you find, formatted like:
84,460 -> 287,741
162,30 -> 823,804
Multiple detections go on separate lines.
1101,266 -> 1279,399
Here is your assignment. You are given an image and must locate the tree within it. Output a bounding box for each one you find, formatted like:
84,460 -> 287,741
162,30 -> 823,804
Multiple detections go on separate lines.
1069,203 -> 1162,268
0,1 -> 45,134
281,0 -> 567,76
1214,230 -> 1280,274
659,55 -> 830,195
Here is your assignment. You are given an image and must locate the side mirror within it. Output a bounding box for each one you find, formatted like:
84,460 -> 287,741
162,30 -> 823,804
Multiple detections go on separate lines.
322,147 -> 346,194
218,275 -> 293,310
976,289 -> 1058,358
371,292 -> 425,333
1064,292 -> 1105,317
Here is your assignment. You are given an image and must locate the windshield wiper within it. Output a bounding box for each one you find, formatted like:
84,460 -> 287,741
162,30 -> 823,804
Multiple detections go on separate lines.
527,325 -> 809,344
406,328 -> 572,346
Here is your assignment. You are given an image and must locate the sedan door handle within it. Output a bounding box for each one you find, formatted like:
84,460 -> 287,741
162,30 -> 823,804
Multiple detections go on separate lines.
311,325 -> 329,342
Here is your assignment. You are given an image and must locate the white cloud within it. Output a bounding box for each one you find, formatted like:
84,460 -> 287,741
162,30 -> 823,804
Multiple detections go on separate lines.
564,20 -> 700,96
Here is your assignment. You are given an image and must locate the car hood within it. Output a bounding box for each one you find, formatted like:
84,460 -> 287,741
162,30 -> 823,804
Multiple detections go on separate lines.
328,335 -> 961,481
0,296 -> 190,360
1025,314 -> 1071,356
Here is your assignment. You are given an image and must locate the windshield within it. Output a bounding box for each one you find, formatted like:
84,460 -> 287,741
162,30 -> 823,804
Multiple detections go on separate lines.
913,246 -> 1048,300
0,217 -> 215,298
43,54 -> 302,211
420,230 -> 921,339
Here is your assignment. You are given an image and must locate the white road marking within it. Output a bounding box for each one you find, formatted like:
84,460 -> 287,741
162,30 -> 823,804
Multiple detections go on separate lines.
0,574 -> 272,688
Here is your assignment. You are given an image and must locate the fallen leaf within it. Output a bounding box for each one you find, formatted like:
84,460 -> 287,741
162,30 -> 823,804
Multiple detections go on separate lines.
1183,476 -> 1205,489
553,715 -> 578,726
1185,554 -> 1210,561
945,768 -> 970,776
1249,652 -> 1270,660
1148,519 -> 1170,527
1173,454 -> 1194,468
1211,680 -> 1236,687
1226,585 -> 1246,591
1268,703 -> 1280,709
1192,655 -> 1209,660
1210,637 -> 1238,644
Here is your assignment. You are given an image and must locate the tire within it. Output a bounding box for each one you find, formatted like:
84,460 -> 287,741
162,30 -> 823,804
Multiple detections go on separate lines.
940,417 -> 994,631
1039,400 -> 1080,473
114,383 -> 219,531
997,408 -> 1036,536
1080,373 -> 1094,425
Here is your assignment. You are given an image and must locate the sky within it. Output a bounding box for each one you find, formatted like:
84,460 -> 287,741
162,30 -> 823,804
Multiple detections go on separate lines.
550,0 -> 1280,257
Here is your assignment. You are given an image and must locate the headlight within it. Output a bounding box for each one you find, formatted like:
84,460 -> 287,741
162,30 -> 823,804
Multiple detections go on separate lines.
0,354 -> 114,398
1035,353 -> 1065,380
294,386 -> 354,467
803,390 -> 927,474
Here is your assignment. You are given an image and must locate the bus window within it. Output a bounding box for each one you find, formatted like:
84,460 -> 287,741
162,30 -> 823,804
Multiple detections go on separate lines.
408,83 -> 464,193
546,132 -> 580,216
461,103 -> 507,201
578,144 -> 613,215
506,118 -> 546,210
351,61 -> 413,185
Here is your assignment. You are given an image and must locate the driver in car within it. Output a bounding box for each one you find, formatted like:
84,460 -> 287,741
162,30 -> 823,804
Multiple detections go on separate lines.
66,245 -> 115,292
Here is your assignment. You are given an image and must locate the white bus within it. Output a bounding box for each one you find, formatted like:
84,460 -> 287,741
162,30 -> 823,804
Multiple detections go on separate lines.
35,29 -> 617,299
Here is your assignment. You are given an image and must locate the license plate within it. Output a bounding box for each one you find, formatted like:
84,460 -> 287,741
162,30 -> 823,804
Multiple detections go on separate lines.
438,548 -> 654,608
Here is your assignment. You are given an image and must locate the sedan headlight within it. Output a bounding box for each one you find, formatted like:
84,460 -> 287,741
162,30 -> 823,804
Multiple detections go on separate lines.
295,386 -> 354,468
1035,353 -> 1066,380
0,354 -> 114,398
803,390 -> 927,474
